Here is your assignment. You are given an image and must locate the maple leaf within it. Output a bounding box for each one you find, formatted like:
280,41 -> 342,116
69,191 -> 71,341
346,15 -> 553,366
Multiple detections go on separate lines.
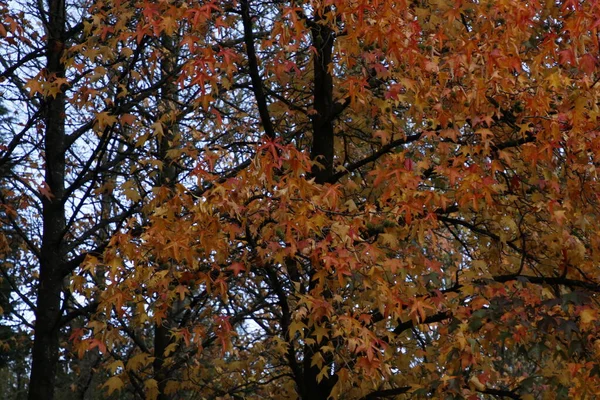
579,308 -> 597,325
24,78 -> 43,96
9,0 -> 600,398
408,299 -> 435,323
126,353 -> 153,372
96,111 -> 117,129
174,284 -> 188,301
227,261 -> 246,276
120,113 -> 136,125
107,360 -> 124,374
102,376 -> 124,396
87,338 -> 107,354
313,325 -> 329,344
289,320 -> 306,339
38,182 -> 54,200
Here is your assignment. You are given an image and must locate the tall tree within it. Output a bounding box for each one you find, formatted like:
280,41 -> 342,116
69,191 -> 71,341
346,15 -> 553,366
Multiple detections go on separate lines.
0,0 -> 184,398
0,101 -> 30,400
79,0 -> 600,399
4,0 -> 600,399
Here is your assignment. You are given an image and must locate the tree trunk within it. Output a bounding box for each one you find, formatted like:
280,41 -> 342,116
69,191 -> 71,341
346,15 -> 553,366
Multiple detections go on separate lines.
152,33 -> 180,400
310,21 -> 335,185
298,11 -> 337,400
301,343 -> 337,400
28,0 -> 66,397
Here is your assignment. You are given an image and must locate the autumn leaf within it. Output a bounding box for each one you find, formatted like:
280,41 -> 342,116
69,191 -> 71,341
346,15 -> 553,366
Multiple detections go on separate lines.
38,182 -> 54,200
227,261 -> 246,276
87,338 -> 107,354
102,376 -> 124,395
7,0 -> 600,399
580,308 -> 597,325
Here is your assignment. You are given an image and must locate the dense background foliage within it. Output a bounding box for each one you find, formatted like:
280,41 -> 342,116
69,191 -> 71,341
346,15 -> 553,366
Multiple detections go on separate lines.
2,0 -> 600,399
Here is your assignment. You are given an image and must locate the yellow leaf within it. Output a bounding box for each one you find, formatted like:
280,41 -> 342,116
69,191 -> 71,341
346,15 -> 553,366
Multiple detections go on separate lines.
289,320 -> 306,339
313,325 -> 329,344
126,353 -> 152,371
580,308 -> 596,324
164,380 -> 181,395
107,360 -> 124,374
103,376 -> 123,395
145,379 -> 159,400
152,121 -> 164,138
344,199 -> 358,212
380,233 -> 398,247
468,375 -> 486,391
121,180 -> 141,202
96,111 -> 117,130
163,342 -> 178,357
329,382 -> 342,399
25,78 -> 43,96
316,365 -> 329,383
311,352 -> 324,369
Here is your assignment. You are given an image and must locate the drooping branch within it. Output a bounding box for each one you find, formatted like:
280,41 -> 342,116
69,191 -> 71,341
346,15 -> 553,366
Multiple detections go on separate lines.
59,301 -> 98,327
0,266 -> 36,319
263,262 -> 304,390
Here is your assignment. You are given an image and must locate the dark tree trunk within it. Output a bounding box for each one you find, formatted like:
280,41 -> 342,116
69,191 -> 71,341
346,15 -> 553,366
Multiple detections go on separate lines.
310,21 -> 335,185
152,33 -> 179,400
300,277 -> 338,400
298,11 -> 337,400
301,342 -> 337,400
153,322 -> 171,400
28,0 -> 66,398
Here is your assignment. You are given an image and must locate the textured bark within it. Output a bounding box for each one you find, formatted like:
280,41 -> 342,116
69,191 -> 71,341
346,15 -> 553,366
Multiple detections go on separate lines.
28,0 -> 66,398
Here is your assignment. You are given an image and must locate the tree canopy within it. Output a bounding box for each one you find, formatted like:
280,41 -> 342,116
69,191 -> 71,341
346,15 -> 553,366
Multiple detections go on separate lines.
2,0 -> 600,399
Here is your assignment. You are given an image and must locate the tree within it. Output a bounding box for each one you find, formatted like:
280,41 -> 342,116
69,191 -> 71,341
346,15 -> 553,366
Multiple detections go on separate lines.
4,0 -> 600,399
81,0 -> 600,399
0,101 -> 30,400
0,0 -> 182,398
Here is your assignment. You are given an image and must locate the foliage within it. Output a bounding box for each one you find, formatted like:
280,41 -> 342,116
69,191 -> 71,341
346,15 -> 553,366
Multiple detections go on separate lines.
3,0 -> 600,399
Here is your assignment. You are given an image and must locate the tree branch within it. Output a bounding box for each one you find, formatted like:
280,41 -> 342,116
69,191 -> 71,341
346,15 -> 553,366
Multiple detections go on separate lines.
392,311 -> 453,335
328,132 -> 423,183
240,0 -> 275,139
362,386 -> 411,399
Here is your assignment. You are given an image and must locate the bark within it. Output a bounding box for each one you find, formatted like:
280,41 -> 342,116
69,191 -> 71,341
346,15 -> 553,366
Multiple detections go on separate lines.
28,0 -> 66,398
300,277 -> 337,400
152,33 -> 179,400
241,0 -> 275,139
71,349 -> 101,399
297,11 -> 338,400
153,322 -> 171,400
310,20 -> 335,184
301,343 -> 337,400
